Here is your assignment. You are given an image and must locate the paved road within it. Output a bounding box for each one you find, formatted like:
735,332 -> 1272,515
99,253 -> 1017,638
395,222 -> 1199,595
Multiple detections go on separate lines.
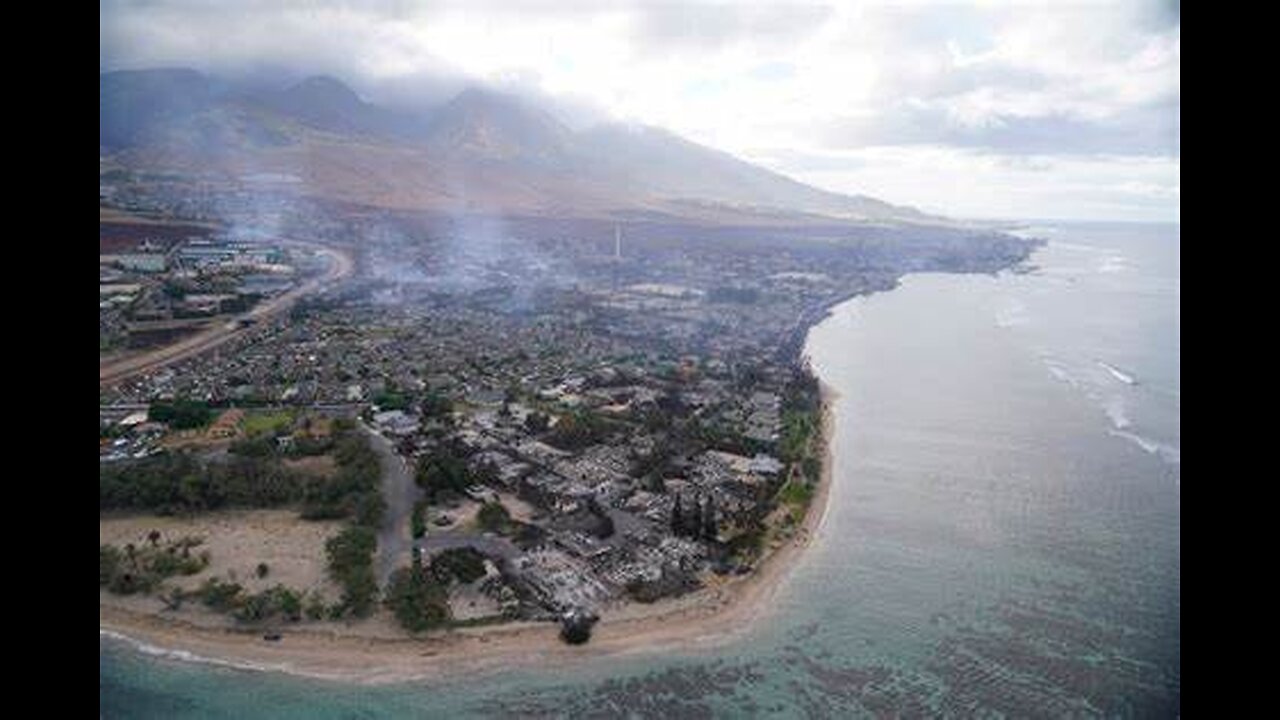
364,425 -> 422,589
99,241 -> 353,386
418,532 -> 524,563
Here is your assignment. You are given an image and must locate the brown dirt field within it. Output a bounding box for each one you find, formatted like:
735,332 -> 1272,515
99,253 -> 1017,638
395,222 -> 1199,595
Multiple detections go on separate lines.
100,510 -> 345,598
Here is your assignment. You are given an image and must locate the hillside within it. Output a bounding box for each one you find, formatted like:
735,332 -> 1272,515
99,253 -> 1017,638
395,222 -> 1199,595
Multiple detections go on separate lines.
101,69 -> 941,225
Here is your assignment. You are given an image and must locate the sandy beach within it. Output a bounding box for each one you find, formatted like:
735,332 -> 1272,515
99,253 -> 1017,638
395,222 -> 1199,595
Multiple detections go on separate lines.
100,383 -> 840,685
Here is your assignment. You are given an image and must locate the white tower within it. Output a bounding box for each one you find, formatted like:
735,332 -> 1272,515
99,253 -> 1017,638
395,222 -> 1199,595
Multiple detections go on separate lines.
614,224 -> 622,260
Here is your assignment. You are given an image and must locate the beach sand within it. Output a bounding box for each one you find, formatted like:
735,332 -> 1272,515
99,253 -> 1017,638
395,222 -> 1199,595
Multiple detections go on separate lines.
99,383 -> 840,685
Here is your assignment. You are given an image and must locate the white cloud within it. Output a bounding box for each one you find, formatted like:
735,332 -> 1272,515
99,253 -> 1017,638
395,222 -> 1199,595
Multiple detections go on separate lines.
100,0 -> 1180,222
765,145 -> 1180,222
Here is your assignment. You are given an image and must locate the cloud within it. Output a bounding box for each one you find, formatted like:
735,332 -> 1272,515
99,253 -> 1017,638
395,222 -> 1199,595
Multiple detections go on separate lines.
100,0 -> 1179,221
818,94 -> 1180,156
630,3 -> 835,52
760,145 -> 1180,222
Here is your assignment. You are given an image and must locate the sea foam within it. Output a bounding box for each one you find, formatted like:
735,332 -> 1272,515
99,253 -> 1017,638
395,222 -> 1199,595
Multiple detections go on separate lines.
1108,430 -> 1181,466
1098,254 -> 1128,274
100,629 -> 288,675
1103,396 -> 1131,430
1040,356 -> 1079,388
1097,360 -> 1138,386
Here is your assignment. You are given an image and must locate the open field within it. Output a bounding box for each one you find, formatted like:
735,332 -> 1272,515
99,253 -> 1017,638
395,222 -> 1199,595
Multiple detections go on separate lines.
100,509 -> 345,600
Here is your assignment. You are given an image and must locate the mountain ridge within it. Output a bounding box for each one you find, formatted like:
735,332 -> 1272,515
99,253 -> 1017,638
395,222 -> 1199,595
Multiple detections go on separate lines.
100,68 -> 945,226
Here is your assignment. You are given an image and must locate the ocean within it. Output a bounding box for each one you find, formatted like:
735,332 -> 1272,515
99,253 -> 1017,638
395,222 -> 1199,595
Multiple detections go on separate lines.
101,220 -> 1180,717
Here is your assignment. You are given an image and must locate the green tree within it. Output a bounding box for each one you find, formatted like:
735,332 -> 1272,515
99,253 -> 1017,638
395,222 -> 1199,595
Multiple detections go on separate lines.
325,526 -> 378,618
477,501 -> 512,534
701,496 -> 717,542
384,565 -> 450,633
430,548 -> 487,584
100,545 -> 122,586
414,447 -> 471,500
148,399 -> 214,430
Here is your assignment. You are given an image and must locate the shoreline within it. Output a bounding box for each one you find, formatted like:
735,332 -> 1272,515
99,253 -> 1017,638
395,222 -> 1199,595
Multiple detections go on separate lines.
99,381 -> 841,686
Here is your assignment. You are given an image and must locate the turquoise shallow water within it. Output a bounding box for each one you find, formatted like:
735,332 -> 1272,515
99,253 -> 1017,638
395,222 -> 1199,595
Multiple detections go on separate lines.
102,221 -> 1180,718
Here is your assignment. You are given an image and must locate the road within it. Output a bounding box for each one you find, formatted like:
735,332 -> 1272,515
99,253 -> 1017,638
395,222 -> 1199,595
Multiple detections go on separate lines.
364,425 -> 422,589
418,532 -> 524,563
99,241 -> 354,387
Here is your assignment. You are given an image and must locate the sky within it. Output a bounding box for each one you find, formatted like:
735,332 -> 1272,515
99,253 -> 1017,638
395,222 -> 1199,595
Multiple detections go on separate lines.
100,0 -> 1180,223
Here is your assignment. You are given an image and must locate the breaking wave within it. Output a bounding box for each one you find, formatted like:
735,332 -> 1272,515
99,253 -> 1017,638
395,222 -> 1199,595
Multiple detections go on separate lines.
1103,396 -> 1131,430
100,629 -> 288,675
1108,430 -> 1181,466
1098,254 -> 1128,274
1097,360 -> 1137,386
1040,355 -> 1079,389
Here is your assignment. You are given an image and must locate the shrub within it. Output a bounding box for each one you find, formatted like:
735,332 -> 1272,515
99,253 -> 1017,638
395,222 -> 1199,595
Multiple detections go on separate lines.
384,566 -> 450,633
430,548 -> 487,585
325,526 -> 378,618
411,499 -> 428,539
198,578 -> 244,612
100,545 -> 122,587
148,399 -> 213,430
477,501 -> 511,534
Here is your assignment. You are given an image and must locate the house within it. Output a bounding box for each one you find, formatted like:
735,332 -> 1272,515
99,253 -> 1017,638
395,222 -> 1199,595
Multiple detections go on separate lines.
373,410 -> 420,436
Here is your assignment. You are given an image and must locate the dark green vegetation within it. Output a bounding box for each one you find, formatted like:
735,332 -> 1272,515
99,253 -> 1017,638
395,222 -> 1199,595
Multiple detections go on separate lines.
765,369 -> 825,542
234,585 -> 304,623
542,409 -> 620,451
779,371 -> 821,465
188,577 -> 323,625
384,547 -> 498,633
411,499 -> 428,539
100,419 -> 383,527
147,398 -> 213,429
325,526 -> 378,618
301,425 -> 384,524
100,451 -> 298,513
101,415 -> 385,625
778,370 -> 823,491
429,548 -> 488,585
197,577 -> 244,612
776,478 -> 815,517
100,536 -> 209,595
384,564 -> 450,633
372,390 -> 410,411
414,442 -> 475,501
477,501 -> 513,534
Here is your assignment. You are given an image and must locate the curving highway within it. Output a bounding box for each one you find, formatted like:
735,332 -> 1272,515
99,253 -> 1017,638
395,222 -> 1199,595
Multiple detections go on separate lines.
99,241 -> 353,387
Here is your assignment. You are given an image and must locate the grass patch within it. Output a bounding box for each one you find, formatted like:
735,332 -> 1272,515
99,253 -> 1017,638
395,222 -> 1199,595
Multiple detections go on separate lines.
243,410 -> 296,437
101,536 -> 210,595
777,478 -> 814,513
